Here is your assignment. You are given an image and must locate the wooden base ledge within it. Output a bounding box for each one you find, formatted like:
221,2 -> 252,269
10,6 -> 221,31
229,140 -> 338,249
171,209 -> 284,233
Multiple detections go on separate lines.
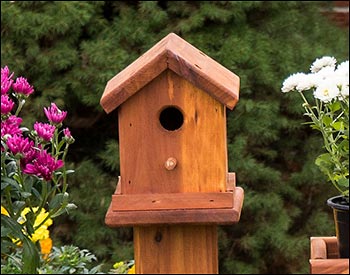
105,187 -> 244,227
310,237 -> 349,274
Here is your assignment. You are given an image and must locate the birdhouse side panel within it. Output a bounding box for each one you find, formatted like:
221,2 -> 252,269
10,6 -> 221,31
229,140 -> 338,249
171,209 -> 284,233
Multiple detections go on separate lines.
118,70 -> 227,194
178,73 -> 227,192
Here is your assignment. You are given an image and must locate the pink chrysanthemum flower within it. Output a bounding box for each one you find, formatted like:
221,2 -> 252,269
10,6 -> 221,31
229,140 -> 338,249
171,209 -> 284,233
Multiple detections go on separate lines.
44,103 -> 67,124
23,150 -> 64,181
1,66 -> 13,80
6,135 -> 34,156
1,78 -> 13,95
1,95 -> 15,114
12,77 -> 34,96
20,145 -> 41,170
1,115 -> 23,138
1,66 -> 14,95
34,122 -> 56,142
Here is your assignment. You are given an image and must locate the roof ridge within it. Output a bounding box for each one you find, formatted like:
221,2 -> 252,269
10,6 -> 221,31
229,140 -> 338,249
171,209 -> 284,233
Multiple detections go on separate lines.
100,33 -> 239,113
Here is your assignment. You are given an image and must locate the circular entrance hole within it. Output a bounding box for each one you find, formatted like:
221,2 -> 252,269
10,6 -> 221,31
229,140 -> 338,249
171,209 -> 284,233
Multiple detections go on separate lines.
159,106 -> 184,131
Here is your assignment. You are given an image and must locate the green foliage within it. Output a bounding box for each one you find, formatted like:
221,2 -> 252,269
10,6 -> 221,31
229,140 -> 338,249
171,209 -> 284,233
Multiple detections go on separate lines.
1,245 -> 103,274
39,245 -> 102,274
1,1 -> 348,274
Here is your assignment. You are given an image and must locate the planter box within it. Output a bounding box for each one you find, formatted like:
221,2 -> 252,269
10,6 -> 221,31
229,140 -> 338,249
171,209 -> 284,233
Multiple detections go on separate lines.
309,237 -> 349,274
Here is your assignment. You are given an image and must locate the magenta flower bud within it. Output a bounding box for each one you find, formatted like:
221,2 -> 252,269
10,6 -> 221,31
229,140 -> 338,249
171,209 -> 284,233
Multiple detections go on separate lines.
1,95 -> 15,114
63,127 -> 75,144
44,103 -> 67,124
34,122 -> 56,142
1,115 -> 23,138
6,135 -> 34,156
12,77 -> 34,96
63,127 -> 71,138
23,150 -> 64,181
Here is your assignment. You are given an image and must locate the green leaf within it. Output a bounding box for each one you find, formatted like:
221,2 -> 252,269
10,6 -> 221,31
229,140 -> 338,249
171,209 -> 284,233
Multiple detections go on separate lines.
12,201 -> 26,212
6,160 -> 18,175
328,101 -> 341,112
56,139 -> 66,152
1,215 -> 25,240
49,193 -> 65,209
22,237 -> 40,274
338,178 -> 349,188
1,177 -> 20,190
322,115 -> 332,126
1,226 -> 12,237
315,153 -> 333,175
1,181 -> 10,190
332,121 -> 344,131
65,169 -> 75,174
20,192 -> 32,199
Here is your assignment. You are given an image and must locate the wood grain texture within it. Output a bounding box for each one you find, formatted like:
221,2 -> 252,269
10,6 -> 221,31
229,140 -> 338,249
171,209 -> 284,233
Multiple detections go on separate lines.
226,172 -> 236,192
100,32 -> 239,113
111,192 -> 234,211
310,238 -> 327,259
310,236 -> 340,259
309,259 -> 349,274
310,236 -> 349,274
105,186 -> 244,226
118,70 -> 227,195
134,225 -> 218,274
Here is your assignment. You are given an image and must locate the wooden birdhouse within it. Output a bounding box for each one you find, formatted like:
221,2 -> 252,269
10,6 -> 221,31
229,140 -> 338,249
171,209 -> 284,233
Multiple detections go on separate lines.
101,33 -> 244,274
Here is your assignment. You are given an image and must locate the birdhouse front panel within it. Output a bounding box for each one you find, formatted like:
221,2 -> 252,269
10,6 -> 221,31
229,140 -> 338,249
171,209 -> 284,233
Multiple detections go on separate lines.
118,69 -> 227,195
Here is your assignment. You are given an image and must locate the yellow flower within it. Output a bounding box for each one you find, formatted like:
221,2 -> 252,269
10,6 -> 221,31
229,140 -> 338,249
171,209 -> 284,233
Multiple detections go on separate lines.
20,207 -> 53,229
1,205 -> 9,216
31,225 -> 50,243
128,265 -> 135,274
39,237 -> 52,259
9,207 -> 53,244
113,261 -> 124,269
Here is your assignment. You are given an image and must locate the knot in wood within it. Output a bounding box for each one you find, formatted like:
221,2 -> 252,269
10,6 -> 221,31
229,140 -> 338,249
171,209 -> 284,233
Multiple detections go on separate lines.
165,157 -> 177,170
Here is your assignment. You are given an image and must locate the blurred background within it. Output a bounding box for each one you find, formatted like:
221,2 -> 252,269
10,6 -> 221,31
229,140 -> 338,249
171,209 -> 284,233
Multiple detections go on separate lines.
1,1 -> 349,273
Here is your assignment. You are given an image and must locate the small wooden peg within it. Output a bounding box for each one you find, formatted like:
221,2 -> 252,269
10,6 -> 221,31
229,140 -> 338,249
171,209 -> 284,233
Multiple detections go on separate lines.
165,157 -> 177,170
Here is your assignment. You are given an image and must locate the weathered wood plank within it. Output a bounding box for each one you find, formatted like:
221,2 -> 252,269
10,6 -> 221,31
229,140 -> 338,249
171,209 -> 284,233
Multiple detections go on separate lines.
101,47 -> 168,113
105,187 -> 244,226
226,172 -> 236,192
118,70 -> 227,195
100,33 -> 239,113
310,259 -> 349,274
111,192 -> 234,211
134,225 -> 218,274
310,236 -> 349,274
310,238 -> 327,259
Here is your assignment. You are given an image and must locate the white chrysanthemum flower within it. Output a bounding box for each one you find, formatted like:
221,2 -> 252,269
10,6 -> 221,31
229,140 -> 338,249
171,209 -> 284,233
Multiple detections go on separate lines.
335,60 -> 349,77
314,66 -> 336,82
313,80 -> 340,102
339,85 -> 349,99
296,73 -> 318,91
338,78 -> 349,99
310,56 -> 337,73
281,72 -> 307,93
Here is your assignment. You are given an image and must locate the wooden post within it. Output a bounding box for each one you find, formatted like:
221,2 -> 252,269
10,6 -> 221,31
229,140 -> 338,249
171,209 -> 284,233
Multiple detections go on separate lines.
134,225 -> 218,274
101,33 -> 243,274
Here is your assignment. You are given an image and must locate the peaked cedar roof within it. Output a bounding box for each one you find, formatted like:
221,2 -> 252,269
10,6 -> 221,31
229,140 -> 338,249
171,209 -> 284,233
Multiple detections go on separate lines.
100,33 -> 240,113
